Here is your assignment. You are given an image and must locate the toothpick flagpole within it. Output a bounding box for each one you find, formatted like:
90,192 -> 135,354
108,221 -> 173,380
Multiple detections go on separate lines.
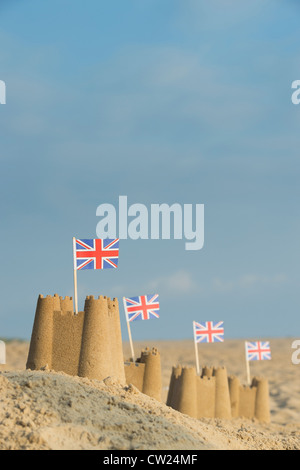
245,341 -> 251,385
73,237 -> 78,315
123,297 -> 135,361
193,321 -> 200,376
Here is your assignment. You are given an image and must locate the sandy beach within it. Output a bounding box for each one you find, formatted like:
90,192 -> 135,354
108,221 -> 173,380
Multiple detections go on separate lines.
0,338 -> 299,450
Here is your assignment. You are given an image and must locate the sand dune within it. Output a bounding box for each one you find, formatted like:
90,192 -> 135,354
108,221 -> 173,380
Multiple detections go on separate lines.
0,338 -> 299,450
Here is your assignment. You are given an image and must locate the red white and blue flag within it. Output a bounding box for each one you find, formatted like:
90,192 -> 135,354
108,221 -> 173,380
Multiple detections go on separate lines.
245,341 -> 271,361
193,321 -> 224,343
123,295 -> 160,322
74,238 -> 119,270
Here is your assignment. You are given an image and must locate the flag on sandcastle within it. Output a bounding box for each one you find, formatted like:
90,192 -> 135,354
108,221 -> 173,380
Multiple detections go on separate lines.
72,238 -> 119,314
245,341 -> 271,385
193,321 -> 224,343
193,321 -> 224,375
123,295 -> 160,322
245,341 -> 271,361
123,294 -> 160,362
74,238 -> 119,270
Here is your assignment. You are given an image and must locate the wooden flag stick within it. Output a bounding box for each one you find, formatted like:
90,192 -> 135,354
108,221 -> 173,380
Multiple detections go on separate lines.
123,298 -> 135,362
73,237 -> 78,315
193,321 -> 200,376
245,342 -> 251,385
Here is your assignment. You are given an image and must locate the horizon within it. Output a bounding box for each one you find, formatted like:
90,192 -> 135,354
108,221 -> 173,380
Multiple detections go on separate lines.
0,334 -> 297,344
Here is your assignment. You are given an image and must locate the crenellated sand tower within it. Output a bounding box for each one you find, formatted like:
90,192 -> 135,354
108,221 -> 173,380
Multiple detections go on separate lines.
124,347 -> 162,401
167,365 -> 270,423
228,375 -> 270,422
228,375 -> 240,418
174,366 -> 198,418
26,294 -> 126,384
166,365 -> 182,412
213,366 -> 232,419
252,377 -> 270,423
167,365 -> 227,419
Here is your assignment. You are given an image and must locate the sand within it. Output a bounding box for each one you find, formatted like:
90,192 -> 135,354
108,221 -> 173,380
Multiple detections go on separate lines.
0,338 -> 299,450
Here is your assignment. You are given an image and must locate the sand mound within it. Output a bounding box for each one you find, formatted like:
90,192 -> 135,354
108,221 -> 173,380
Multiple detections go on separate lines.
0,339 -> 299,450
0,370 -> 299,450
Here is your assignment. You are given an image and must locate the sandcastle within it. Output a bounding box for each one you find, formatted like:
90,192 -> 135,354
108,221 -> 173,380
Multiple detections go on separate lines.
166,365 -> 270,423
26,294 -> 126,383
26,294 -> 270,421
229,375 -> 270,422
124,347 -> 162,402
27,295 -> 163,401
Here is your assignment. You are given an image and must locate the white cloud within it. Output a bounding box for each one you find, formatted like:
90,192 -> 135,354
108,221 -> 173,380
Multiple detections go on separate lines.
109,271 -> 288,300
212,273 -> 287,293
146,269 -> 198,295
109,269 -> 198,298
175,0 -> 273,33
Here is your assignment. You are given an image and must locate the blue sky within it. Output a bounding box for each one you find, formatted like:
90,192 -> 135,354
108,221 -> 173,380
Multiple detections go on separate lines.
0,0 -> 299,341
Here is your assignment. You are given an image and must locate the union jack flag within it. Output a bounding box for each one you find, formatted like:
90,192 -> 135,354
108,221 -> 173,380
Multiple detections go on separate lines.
193,321 -> 224,343
74,238 -> 119,270
123,295 -> 160,322
245,341 -> 271,361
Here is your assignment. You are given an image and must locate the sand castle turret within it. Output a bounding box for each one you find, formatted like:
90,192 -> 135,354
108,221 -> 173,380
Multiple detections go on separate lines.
252,377 -> 270,423
213,366 -> 232,419
78,296 -> 113,380
175,367 -> 198,418
228,376 -> 270,422
26,294 -> 126,384
166,365 -> 182,409
197,373 -> 216,418
167,365 -> 219,419
27,295 -> 55,370
107,297 -> 128,381
228,375 -> 240,418
140,347 -> 162,401
167,365 -> 270,422
238,383 -> 257,419
124,347 -> 162,401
